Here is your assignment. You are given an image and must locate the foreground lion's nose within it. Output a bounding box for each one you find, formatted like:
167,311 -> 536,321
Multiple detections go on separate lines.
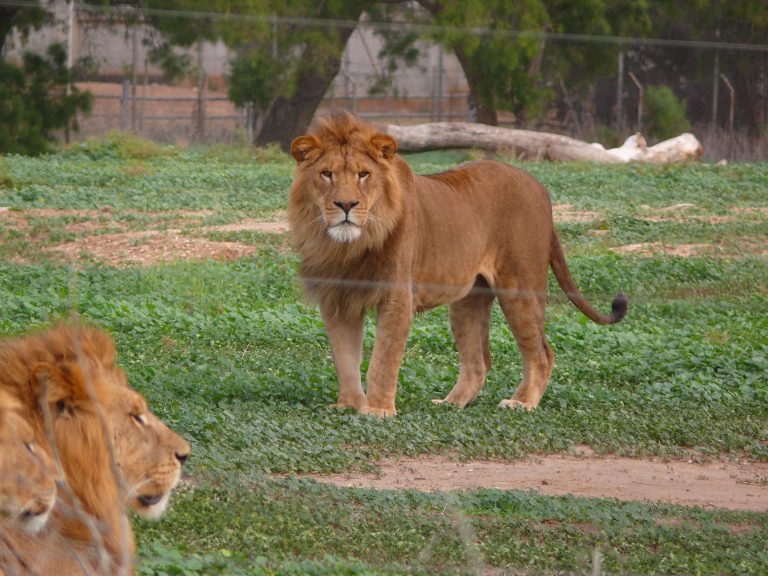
175,451 -> 189,466
333,200 -> 359,214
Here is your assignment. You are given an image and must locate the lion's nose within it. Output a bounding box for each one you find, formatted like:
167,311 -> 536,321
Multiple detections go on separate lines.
333,200 -> 359,214
175,451 -> 190,466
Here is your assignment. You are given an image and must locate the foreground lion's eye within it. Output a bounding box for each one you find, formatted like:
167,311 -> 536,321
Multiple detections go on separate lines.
25,442 -> 35,454
358,171 -> 370,180
321,170 -> 332,179
133,414 -> 147,426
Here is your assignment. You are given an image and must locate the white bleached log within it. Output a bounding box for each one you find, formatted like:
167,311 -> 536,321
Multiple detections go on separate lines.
383,122 -> 703,164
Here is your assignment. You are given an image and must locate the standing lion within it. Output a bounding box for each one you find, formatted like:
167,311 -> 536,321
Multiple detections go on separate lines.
289,112 -> 626,417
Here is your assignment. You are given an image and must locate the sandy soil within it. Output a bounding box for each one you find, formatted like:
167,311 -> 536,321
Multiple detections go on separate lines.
612,239 -> 768,257
44,229 -> 255,266
203,219 -> 291,234
551,204 -> 602,223
307,453 -> 768,512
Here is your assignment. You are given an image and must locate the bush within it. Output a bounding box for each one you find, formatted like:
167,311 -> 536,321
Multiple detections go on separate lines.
66,131 -> 179,160
0,43 -> 92,155
644,85 -> 691,141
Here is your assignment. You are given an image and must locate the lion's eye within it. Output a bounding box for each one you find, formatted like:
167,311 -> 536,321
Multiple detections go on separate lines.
25,442 -> 35,454
133,414 -> 147,426
321,170 -> 332,179
358,171 -> 370,180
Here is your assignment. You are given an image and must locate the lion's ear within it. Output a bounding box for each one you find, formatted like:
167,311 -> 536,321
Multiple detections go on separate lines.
370,134 -> 397,160
33,362 -> 88,418
290,135 -> 321,163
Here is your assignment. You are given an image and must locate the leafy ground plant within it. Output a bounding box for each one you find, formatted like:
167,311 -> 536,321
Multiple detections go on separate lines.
0,146 -> 766,574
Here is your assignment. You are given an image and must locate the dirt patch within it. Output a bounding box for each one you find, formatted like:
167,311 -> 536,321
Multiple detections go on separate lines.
612,242 -> 711,257
552,204 -> 601,223
3,208 -> 291,265
637,204 -> 768,224
45,230 -> 255,267
611,238 -> 768,257
307,454 -> 768,512
203,219 -> 290,234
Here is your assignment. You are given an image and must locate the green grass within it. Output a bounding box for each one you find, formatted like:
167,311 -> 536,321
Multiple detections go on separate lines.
135,478 -> 768,575
1,147 -> 767,574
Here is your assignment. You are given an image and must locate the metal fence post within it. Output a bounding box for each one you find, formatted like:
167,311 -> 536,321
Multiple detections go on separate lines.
120,80 -> 130,131
628,72 -> 644,133
720,73 -> 735,133
195,43 -> 206,141
616,52 -> 624,132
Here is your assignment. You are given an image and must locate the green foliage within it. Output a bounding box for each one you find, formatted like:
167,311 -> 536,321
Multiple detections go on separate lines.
135,479 -> 768,574
1,150 -> 767,573
67,131 -> 179,160
0,44 -> 92,155
227,51 -> 284,111
645,85 -> 692,141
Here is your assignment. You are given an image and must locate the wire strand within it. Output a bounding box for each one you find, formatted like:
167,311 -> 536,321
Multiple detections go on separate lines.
2,0 -> 766,52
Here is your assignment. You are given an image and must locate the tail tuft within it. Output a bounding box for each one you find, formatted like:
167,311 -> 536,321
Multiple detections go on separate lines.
610,293 -> 629,324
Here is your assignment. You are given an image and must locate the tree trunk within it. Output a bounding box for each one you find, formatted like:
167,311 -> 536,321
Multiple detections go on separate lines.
255,64 -> 342,150
0,8 -> 20,52
384,122 -> 703,164
255,17 -> 361,150
452,44 -> 498,126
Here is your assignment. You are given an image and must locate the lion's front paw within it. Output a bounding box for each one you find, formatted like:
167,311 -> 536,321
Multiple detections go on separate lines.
432,396 -> 468,409
329,402 -> 360,412
359,405 -> 397,418
330,395 -> 366,412
498,398 -> 536,411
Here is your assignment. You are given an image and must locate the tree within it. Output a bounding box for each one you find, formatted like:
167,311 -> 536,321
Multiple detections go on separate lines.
374,1 -> 650,127
0,44 -> 92,155
625,0 -> 768,132
0,3 -> 92,155
0,4 -> 49,52
254,3 -> 365,149
140,0 -> 365,149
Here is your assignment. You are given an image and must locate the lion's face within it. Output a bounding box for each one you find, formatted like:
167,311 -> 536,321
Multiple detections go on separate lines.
290,115 -> 399,245
0,393 -> 58,534
312,150 -> 379,243
22,324 -> 190,523
105,382 -> 190,520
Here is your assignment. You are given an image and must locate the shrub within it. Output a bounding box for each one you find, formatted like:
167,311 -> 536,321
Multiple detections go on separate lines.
0,43 -> 92,155
644,85 -> 691,141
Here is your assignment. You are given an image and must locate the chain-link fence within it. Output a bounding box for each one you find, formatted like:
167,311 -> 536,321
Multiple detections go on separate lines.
2,1 -> 767,159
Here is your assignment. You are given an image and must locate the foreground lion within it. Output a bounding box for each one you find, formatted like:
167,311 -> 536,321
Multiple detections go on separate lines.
0,389 -> 58,535
0,323 -> 190,575
289,112 -> 627,417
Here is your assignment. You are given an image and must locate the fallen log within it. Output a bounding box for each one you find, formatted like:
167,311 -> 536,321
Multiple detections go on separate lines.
384,122 -> 703,164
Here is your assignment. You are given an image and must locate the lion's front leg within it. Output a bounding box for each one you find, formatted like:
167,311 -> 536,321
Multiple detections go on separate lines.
361,295 -> 413,417
321,305 -> 366,411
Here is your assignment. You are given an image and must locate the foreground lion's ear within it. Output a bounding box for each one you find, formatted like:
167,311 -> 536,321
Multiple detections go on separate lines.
33,362 -> 89,418
370,134 -> 397,160
291,135 -> 321,163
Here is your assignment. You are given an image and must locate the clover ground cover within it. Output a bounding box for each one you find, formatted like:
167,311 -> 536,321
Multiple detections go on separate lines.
1,146 -> 766,574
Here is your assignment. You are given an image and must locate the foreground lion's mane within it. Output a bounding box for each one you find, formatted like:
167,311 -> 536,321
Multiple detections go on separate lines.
0,323 -> 133,567
0,389 -> 58,534
288,112 -> 414,317
0,322 -> 189,575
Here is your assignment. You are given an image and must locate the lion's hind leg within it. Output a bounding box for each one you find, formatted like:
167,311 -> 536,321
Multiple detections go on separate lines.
433,282 -> 494,409
496,286 -> 554,410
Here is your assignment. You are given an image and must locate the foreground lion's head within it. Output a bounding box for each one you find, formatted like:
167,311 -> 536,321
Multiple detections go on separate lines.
0,390 -> 58,534
289,111 -> 407,251
0,322 -> 190,570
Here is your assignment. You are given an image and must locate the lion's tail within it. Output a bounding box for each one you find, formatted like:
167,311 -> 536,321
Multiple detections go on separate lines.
549,231 -> 627,325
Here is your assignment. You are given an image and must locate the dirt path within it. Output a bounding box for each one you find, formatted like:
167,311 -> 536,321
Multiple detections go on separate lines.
307,454 -> 768,512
